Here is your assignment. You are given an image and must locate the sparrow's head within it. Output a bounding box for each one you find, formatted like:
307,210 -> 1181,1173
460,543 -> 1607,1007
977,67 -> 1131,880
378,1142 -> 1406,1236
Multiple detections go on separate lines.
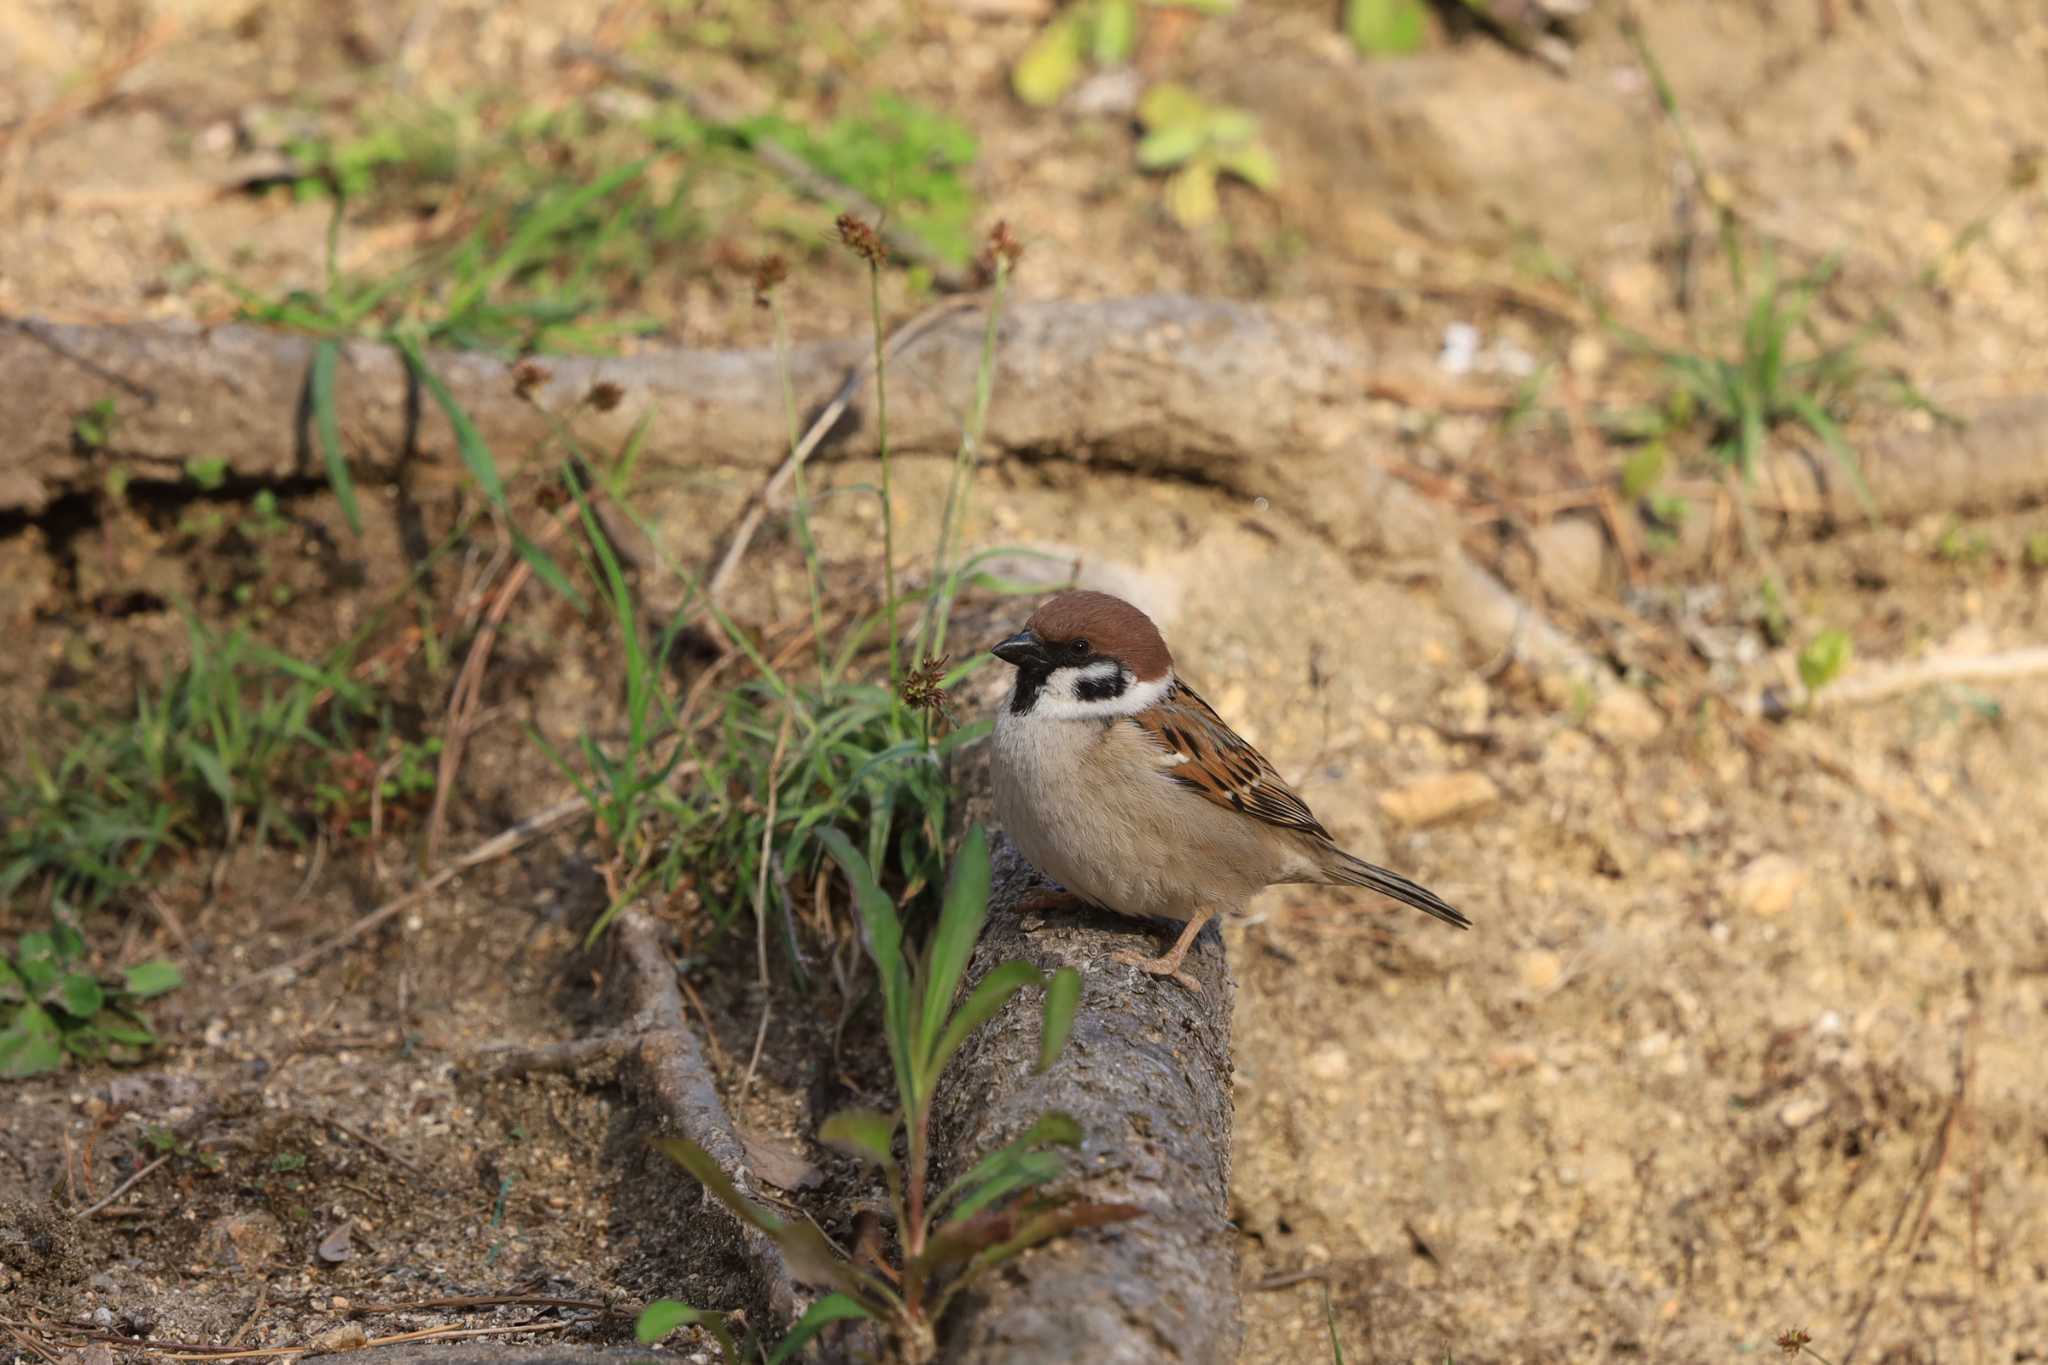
991,590 -> 1174,719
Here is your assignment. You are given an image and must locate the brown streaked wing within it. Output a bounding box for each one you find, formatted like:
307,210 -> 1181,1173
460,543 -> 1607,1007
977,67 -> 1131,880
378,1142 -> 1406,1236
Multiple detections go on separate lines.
1128,680 -> 1333,840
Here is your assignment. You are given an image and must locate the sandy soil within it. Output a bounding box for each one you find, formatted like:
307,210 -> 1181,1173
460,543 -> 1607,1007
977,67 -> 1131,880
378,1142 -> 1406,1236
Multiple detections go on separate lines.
4,0 -> 2047,1360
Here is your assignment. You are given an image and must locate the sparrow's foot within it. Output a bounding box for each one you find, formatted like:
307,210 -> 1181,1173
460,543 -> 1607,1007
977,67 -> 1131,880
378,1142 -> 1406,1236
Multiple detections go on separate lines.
1112,908 -> 1216,992
1112,947 -> 1200,992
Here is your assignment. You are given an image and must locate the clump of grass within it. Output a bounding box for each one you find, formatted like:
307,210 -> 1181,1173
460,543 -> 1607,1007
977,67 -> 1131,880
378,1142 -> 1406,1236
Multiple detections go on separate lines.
1,618 -> 375,913
550,219 -> 1035,960
637,826 -> 1128,1363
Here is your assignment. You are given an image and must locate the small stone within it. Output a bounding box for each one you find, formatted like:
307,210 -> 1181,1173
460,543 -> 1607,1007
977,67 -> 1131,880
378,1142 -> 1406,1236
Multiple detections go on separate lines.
1587,688 -> 1665,744
201,1211 -> 286,1271
1379,771 -> 1500,827
1778,1094 -> 1826,1129
1306,1044 -> 1351,1080
1730,854 -> 1808,916
1517,950 -> 1563,994
1529,515 -> 1608,598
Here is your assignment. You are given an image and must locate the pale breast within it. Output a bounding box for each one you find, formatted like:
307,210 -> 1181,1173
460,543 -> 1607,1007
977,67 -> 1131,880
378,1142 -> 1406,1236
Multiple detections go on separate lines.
992,709 -> 1289,921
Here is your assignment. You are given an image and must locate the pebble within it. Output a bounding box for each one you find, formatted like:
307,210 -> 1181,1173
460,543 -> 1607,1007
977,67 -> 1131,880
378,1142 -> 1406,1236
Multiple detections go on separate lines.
1517,949 -> 1563,994
1587,687 -> 1665,744
1379,771 -> 1500,827
1778,1094 -> 1827,1129
1730,853 -> 1808,916
1305,1044 -> 1351,1080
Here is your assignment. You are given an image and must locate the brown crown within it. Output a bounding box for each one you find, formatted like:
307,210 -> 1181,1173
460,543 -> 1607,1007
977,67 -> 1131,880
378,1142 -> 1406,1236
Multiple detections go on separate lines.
1025,591 -> 1174,680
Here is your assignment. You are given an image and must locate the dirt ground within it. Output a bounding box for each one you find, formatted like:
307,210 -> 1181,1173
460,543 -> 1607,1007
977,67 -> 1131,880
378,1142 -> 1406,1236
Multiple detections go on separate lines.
4,1 -> 2047,1361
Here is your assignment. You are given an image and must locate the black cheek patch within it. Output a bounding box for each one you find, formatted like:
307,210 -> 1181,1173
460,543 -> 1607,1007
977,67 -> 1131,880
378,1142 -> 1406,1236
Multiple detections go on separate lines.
1074,669 -> 1130,704
1009,665 -> 1051,714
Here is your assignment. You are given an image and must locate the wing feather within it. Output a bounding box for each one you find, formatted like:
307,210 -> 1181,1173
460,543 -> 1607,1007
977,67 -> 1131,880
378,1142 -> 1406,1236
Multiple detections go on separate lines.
1128,680 -> 1332,840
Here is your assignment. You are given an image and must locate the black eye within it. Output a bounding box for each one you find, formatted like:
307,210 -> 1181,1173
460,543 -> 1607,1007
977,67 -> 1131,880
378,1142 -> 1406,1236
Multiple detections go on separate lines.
1070,639 -> 1090,658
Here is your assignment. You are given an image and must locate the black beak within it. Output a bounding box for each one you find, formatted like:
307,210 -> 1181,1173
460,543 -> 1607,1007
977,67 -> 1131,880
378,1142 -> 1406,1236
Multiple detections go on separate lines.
991,629 -> 1049,669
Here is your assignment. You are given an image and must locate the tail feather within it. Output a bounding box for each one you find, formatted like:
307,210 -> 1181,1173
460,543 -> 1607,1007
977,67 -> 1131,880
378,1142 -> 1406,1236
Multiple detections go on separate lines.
1329,852 -> 1470,929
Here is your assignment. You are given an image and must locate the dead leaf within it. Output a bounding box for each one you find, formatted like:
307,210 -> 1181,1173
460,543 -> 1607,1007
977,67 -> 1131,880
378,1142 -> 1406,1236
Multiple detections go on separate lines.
739,1123 -> 821,1192
316,1219 -> 354,1264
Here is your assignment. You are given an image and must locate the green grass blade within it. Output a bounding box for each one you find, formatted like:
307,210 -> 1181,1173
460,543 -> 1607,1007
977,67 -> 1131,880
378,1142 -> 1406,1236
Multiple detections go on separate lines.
764,1293 -> 876,1365
309,341 -> 361,533
1037,966 -> 1081,1073
927,958 -> 1044,1085
915,824 -> 991,1074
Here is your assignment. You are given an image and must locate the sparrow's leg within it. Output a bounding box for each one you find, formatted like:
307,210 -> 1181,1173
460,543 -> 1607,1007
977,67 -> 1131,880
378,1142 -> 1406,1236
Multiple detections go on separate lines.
1113,909 -> 1214,992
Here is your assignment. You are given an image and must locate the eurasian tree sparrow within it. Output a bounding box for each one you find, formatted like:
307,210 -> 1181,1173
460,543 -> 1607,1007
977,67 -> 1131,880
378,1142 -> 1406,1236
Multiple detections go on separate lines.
990,590 -> 1469,987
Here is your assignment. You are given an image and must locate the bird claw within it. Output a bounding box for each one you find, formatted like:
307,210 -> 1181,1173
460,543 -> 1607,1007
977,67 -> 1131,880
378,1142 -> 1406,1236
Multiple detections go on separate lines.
1112,948 -> 1200,993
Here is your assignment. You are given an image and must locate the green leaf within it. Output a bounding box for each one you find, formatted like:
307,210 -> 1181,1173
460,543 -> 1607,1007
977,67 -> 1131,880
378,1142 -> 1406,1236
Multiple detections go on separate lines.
123,960 -> 184,999
650,1137 -> 784,1235
1798,629 -> 1852,693
1217,140 -> 1278,191
649,1137 -> 876,1301
1620,442 -> 1667,498
1091,0 -> 1137,64
400,340 -> 582,607
310,340 -> 361,535
1137,83 -> 1207,133
764,1292 -> 874,1365
1165,161 -> 1220,227
928,959 -> 1045,1086
15,933 -> 58,993
942,1149 -> 1063,1226
1013,13 -> 1086,107
0,1002 -> 65,1078
0,959 -> 24,1002
1345,0 -> 1428,55
1038,967 -> 1082,1073
93,1012 -> 156,1047
634,1300 -> 738,1356
933,1111 -> 1086,1222
815,827 -> 915,1106
916,825 -> 992,1072
55,974 -> 104,1019
1136,124 -> 1208,171
819,1108 -> 898,1170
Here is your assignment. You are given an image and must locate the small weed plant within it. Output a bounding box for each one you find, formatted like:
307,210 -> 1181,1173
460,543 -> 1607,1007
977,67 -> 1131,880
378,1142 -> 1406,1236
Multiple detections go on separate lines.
0,919 -> 181,1078
637,826 -> 1133,1362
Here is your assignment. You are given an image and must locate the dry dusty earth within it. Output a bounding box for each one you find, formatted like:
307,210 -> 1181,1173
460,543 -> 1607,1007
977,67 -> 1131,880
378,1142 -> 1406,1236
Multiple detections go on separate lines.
4,0 -> 2048,1361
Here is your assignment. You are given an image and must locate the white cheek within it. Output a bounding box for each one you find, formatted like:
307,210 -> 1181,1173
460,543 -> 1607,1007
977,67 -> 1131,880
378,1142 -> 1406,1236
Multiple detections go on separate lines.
1030,668 -> 1173,721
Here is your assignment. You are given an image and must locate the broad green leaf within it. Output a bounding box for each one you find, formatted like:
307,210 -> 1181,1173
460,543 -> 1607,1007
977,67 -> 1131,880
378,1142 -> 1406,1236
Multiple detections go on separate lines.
819,1108 -> 899,1170
1038,967 -> 1082,1073
1165,162 -> 1220,227
649,1137 -> 875,1302
1013,14 -> 1086,107
93,1013 -> 156,1047
764,1292 -> 874,1365
123,960 -> 183,999
1136,124 -> 1207,171
1345,0 -> 1427,55
1137,82 -> 1206,132
1620,442 -> 1667,498
309,341 -> 361,534
943,1149 -> 1064,1226
55,974 -> 104,1019
916,825 -> 992,1072
934,1111 -> 1085,1219
928,959 -> 1045,1086
649,1136 -> 784,1234
15,934 -> 58,993
1207,108 -> 1258,145
1091,0 -> 1137,64
0,960 -> 23,1002
0,1003 -> 65,1078
636,1300 -> 702,1343
815,827 -> 915,1106
1798,630 -> 1852,693
1218,141 -> 1278,191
